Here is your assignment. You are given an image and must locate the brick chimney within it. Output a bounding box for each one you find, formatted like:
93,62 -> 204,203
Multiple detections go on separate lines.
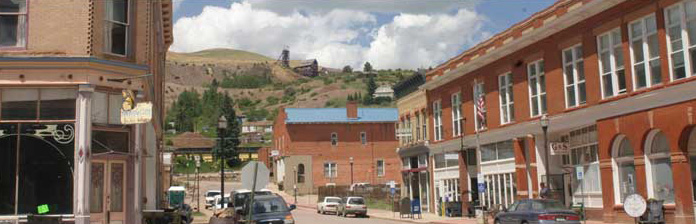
347,101 -> 358,119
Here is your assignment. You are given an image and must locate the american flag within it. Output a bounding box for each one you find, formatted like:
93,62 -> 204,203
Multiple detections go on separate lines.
476,93 -> 486,124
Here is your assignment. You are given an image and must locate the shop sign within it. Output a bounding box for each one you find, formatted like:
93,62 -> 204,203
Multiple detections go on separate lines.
271,150 -> 279,157
397,128 -> 412,137
163,152 -> 173,165
444,153 -> 459,160
121,102 -> 153,124
549,141 -> 570,155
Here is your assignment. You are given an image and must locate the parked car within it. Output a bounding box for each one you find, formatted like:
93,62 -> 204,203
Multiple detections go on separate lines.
494,199 -> 581,224
245,195 -> 297,224
212,194 -> 231,213
231,189 -> 274,213
317,196 -> 342,214
337,196 -> 367,218
205,190 -> 221,209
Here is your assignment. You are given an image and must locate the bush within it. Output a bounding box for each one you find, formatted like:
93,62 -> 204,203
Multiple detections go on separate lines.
266,96 -> 280,105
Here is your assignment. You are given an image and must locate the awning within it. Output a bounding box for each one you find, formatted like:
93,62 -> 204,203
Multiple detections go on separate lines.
397,144 -> 430,158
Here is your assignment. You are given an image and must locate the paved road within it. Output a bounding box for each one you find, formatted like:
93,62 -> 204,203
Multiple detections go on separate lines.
180,179 -> 242,223
291,206 -> 407,224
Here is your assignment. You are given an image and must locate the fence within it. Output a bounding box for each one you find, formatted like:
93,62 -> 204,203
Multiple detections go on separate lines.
317,184 -> 401,202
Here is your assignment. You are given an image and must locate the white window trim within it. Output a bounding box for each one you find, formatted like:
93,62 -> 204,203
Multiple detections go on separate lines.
433,100 -> 443,141
498,73 -> 514,124
611,135 -> 635,205
665,2 -> 696,81
597,28 -> 627,99
562,45 -> 586,108
451,92 -> 462,136
527,60 -> 546,117
377,159 -> 385,177
104,0 -> 131,57
643,130 -> 675,204
629,13 -> 661,89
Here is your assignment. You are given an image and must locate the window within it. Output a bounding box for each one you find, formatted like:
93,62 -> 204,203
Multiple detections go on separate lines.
0,0 -> 26,48
415,113 -> 421,141
612,136 -> 636,204
433,100 -> 443,141
665,1 -> 696,80
598,29 -> 627,98
105,0 -> 130,55
402,157 -> 410,169
481,140 -> 514,162
377,160 -> 385,177
645,131 -> 674,204
1,88 -> 77,121
473,81 -> 487,130
323,162 -> 337,178
92,92 -> 125,125
451,92 -> 463,136
360,131 -> 367,145
418,154 -> 428,168
330,132 -> 337,146
297,164 -> 305,183
421,110 -> 427,140
528,60 -> 547,116
563,126 -> 602,206
406,117 -> 412,143
630,14 -> 662,89
434,153 -> 459,169
498,73 -> 514,124
467,148 -> 477,166
563,45 -> 587,108
481,172 -> 516,207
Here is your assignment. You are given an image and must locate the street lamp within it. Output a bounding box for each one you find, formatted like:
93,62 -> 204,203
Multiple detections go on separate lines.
218,115 -> 228,207
349,157 -> 354,188
540,114 -> 550,187
294,166 -> 298,204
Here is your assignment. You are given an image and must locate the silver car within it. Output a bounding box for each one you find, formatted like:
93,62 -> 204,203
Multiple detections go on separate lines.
337,197 -> 367,218
494,199 -> 580,224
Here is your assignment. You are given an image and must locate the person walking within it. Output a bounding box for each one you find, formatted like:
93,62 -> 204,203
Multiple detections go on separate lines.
539,182 -> 551,199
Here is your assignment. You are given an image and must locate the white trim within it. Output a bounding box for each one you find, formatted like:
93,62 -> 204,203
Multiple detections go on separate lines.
611,135 -> 636,205
451,92 -> 462,137
562,44 -> 586,108
527,59 -> 546,117
104,0 -> 132,57
433,100 -> 443,141
629,13 -> 661,89
498,73 -> 514,124
644,130 -> 675,204
597,28 -> 627,99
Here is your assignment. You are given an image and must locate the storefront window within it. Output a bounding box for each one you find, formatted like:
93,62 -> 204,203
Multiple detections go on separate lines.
563,125 -> 602,207
482,172 -> 516,207
481,140 -> 514,162
0,89 -> 76,121
613,137 -> 636,204
646,131 -> 674,204
434,153 -> 458,169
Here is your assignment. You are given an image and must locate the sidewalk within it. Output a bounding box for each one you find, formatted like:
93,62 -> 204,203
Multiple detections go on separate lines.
265,183 -> 474,224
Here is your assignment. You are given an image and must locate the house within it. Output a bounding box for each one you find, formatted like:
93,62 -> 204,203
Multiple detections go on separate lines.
172,132 -> 216,162
423,0 -> 696,223
374,85 -> 395,98
272,102 -> 401,194
293,59 -> 319,77
0,0 -> 172,223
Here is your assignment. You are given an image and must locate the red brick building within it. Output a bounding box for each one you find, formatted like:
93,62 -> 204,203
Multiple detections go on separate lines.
272,102 -> 401,194
422,0 -> 696,223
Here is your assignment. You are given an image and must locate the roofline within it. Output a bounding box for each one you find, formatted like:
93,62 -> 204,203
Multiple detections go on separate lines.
286,121 -> 397,124
422,0 -> 623,90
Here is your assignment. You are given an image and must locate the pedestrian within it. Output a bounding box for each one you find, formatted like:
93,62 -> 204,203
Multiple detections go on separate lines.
539,182 -> 551,199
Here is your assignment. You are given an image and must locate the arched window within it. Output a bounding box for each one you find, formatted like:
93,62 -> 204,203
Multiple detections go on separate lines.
612,136 -> 636,204
645,131 -> 674,204
297,164 -> 305,183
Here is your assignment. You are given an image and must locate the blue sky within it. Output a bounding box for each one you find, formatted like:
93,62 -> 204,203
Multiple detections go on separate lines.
171,0 -> 555,69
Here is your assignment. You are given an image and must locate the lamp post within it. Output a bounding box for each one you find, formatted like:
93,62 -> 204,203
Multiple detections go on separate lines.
218,115 -> 228,207
294,166 -> 298,204
349,157 -> 354,188
540,114 -> 550,186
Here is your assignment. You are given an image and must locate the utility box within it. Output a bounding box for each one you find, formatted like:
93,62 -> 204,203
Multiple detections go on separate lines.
168,186 -> 186,208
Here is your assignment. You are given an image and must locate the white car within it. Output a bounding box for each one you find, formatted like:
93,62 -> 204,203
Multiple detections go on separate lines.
204,190 -> 221,209
212,194 -> 231,213
317,196 -> 342,214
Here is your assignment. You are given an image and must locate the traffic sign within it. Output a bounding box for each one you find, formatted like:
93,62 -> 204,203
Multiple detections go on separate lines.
576,167 -> 584,180
241,161 -> 270,191
478,183 -> 486,192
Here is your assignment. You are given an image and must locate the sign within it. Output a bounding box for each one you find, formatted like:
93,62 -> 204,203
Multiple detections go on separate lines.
387,180 -> 396,189
549,141 -> 570,155
396,128 -> 412,137
576,167 -> 584,180
390,188 -> 396,196
623,194 -> 647,218
37,204 -> 49,214
195,155 -> 201,168
444,153 -> 459,160
121,102 -> 153,124
271,150 -> 279,157
478,183 -> 486,192
241,161 -> 270,191
163,152 -> 172,166
411,199 -> 421,214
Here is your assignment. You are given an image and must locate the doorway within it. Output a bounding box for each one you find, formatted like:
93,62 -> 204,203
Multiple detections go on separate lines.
90,160 -> 127,224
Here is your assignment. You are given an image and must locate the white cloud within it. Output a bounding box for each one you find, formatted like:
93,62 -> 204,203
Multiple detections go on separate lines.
245,0 -> 478,15
171,1 -> 485,70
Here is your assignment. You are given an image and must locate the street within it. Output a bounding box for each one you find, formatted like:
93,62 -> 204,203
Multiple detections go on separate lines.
291,206 -> 407,224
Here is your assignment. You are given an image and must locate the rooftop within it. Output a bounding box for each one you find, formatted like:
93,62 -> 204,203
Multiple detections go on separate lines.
171,132 -> 215,149
284,108 -> 398,124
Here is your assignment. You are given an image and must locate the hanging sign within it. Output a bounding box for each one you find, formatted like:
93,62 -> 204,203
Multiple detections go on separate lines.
549,141 -> 570,155
121,102 -> 153,124
623,194 -> 647,218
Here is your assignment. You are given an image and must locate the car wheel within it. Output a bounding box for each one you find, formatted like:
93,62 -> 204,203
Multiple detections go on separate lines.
494,219 -> 501,224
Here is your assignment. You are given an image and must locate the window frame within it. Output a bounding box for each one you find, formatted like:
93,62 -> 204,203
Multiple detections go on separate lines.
473,81 -> 487,130
421,109 -> 427,141
527,60 -> 547,117
664,1 -> 696,81
451,92 -> 462,136
498,73 -> 514,124
415,113 -> 421,141
104,0 -> 132,57
323,162 -> 337,178
597,28 -> 627,98
644,130 -> 675,204
562,45 -> 587,108
360,131 -> 367,145
433,100 -> 443,141
611,135 -> 636,205
629,13 -> 662,89
330,132 -> 338,146
376,159 -> 385,177
0,0 -> 28,49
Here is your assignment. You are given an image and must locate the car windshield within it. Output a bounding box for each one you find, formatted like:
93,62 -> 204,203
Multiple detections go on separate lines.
207,192 -> 220,197
348,198 -> 365,205
235,194 -> 249,207
533,200 -> 566,210
326,198 -> 341,203
252,198 -> 289,214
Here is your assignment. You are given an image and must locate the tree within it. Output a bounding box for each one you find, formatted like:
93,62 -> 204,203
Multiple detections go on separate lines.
172,90 -> 202,132
213,93 -> 242,167
347,94 -> 354,101
342,65 -> 353,73
365,76 -> 377,104
363,62 -> 373,72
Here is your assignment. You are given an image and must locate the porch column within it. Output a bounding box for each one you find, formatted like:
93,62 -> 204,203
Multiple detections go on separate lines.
458,150 -> 470,214
74,84 -> 93,224
134,123 -> 144,224
525,135 -> 540,197
513,137 -> 529,200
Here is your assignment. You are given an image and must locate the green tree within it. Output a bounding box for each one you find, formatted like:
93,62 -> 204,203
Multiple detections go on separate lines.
363,62 -> 373,72
172,90 -> 201,132
342,65 -> 353,73
364,76 -> 377,104
213,93 -> 242,167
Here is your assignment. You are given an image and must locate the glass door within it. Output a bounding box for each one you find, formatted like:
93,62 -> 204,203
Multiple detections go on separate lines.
90,160 -> 126,224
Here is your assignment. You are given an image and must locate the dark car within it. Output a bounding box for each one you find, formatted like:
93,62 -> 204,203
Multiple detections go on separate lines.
243,195 -> 296,224
494,199 -> 580,224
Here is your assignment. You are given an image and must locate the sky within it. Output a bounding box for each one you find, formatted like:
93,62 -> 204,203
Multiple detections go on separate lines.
170,0 -> 555,70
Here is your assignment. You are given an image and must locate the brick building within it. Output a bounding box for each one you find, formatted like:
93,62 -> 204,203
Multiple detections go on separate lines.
0,1 -> 172,224
272,102 -> 400,194
421,0 -> 696,223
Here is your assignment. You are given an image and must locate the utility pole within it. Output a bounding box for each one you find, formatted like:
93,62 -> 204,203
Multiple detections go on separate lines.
218,116 -> 228,207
